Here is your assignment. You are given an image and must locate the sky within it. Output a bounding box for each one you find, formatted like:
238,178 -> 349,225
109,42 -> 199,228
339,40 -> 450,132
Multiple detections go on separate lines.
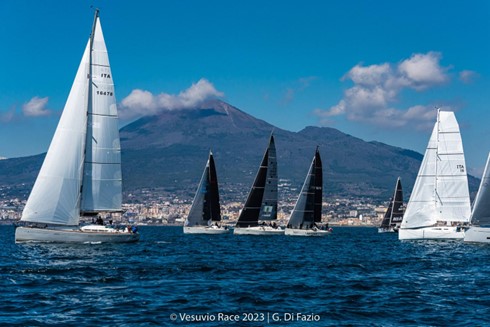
1,0 -> 490,176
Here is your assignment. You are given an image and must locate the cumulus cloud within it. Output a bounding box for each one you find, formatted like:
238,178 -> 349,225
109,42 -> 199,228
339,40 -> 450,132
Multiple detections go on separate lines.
119,78 -> 224,120
22,96 -> 51,117
459,70 -> 478,84
314,52 -> 451,130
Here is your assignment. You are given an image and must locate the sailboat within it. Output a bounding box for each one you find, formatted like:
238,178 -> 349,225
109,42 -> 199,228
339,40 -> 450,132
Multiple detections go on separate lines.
285,147 -> 331,236
464,153 -> 490,243
15,10 -> 139,243
184,152 -> 229,234
234,134 -> 284,235
378,177 -> 404,233
399,110 -> 470,240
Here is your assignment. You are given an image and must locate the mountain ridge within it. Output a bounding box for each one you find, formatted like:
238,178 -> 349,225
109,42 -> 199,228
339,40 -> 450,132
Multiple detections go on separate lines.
0,100 -> 479,201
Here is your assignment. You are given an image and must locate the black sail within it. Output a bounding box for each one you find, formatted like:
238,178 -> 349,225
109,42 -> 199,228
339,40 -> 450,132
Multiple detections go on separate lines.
380,177 -> 403,229
236,134 -> 278,228
313,150 -> 323,223
206,153 -> 221,222
288,148 -> 323,228
186,152 -> 221,227
390,178 -> 404,224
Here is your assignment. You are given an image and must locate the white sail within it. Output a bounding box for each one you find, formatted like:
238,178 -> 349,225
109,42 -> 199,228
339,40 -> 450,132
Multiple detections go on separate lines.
81,18 -> 122,212
470,153 -> 490,226
21,42 -> 90,225
401,111 -> 470,229
22,13 -> 121,225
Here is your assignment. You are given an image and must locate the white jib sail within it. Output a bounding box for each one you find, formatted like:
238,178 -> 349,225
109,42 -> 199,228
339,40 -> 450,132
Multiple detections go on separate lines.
470,153 -> 490,226
21,43 -> 91,225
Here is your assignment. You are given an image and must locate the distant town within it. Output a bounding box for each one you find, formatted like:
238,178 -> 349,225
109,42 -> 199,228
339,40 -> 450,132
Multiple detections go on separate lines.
0,178 -> 392,227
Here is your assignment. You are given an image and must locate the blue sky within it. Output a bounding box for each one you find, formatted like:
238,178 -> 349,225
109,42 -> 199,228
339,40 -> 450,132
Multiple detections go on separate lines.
1,0 -> 490,175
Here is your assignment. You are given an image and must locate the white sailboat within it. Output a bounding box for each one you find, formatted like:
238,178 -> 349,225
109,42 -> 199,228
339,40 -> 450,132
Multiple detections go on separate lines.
15,10 -> 139,243
184,152 -> 229,234
234,134 -> 284,235
285,148 -> 331,236
399,110 -> 470,240
464,153 -> 490,243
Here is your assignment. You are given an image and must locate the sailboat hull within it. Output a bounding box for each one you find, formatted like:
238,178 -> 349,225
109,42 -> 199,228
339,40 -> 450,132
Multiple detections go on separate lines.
464,227 -> 490,243
398,226 -> 464,240
15,226 -> 139,243
233,226 -> 284,235
378,227 -> 398,233
183,226 -> 230,234
284,228 -> 331,237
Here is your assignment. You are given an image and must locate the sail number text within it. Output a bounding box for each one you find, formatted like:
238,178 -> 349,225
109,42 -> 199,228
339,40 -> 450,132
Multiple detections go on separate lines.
457,164 -> 465,172
96,90 -> 113,96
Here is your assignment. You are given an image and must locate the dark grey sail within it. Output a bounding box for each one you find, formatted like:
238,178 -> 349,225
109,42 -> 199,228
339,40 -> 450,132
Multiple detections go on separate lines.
236,134 -> 278,228
185,152 -> 221,227
287,148 -> 323,229
379,177 -> 404,230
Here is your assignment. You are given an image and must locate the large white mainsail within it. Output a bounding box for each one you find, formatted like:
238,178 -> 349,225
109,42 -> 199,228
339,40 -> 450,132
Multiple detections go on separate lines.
81,17 -> 122,213
21,11 -> 121,226
401,110 -> 470,229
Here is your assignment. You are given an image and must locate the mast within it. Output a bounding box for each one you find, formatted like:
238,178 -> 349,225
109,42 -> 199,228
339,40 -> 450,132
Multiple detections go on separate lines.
79,9 -> 99,215
435,108 -> 440,211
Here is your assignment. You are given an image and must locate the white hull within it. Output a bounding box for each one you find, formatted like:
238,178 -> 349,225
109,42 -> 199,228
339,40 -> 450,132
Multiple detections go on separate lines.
399,226 -> 464,240
464,227 -> 490,243
15,226 -> 139,243
233,226 -> 284,235
183,226 -> 230,234
378,227 -> 398,233
284,228 -> 331,237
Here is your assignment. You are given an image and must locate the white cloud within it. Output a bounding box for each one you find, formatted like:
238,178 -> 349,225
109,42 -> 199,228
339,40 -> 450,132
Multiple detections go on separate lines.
397,52 -> 449,90
22,96 -> 51,117
315,52 -> 451,130
119,78 -> 224,120
459,70 -> 478,84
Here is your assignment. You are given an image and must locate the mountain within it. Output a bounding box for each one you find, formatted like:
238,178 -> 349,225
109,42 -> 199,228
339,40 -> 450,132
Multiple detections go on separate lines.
0,100 -> 480,201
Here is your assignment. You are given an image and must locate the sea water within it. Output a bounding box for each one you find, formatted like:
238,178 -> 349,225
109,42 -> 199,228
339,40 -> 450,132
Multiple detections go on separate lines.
1,225 -> 489,326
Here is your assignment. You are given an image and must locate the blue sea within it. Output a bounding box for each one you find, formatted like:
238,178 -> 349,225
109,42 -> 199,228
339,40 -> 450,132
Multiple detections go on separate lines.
1,225 -> 490,326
